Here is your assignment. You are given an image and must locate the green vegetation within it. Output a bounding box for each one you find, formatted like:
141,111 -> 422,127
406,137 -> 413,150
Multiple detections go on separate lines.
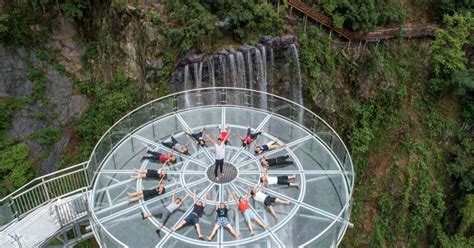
60,0 -> 86,22
306,0 -> 406,32
0,141 -> 34,195
0,1 -> 473,247
76,72 -> 142,159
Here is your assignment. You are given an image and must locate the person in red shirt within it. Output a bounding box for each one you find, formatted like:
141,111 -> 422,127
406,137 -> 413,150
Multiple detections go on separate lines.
232,190 -> 267,236
141,150 -> 176,166
237,125 -> 262,148
217,125 -> 234,145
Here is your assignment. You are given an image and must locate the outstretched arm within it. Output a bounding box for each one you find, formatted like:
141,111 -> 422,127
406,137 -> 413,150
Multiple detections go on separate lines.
172,186 -> 178,202
213,194 -> 218,210
179,194 -> 189,206
205,133 -> 216,145
236,131 -> 244,140
203,191 -> 208,207
184,141 -> 193,147
246,189 -> 251,201
232,191 -> 239,202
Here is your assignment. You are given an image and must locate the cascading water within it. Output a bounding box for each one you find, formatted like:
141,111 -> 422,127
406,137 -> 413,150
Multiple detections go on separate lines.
219,55 -> 227,87
246,50 -> 254,89
208,58 -> 217,103
193,62 -> 203,104
175,36 -> 304,116
290,44 -> 304,123
194,62 -> 203,89
236,51 -> 247,89
259,45 -> 267,83
255,49 -> 267,109
228,53 -> 238,87
184,64 -> 191,108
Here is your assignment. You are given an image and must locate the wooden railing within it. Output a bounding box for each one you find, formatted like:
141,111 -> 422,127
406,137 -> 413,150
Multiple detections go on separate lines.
286,0 -> 439,41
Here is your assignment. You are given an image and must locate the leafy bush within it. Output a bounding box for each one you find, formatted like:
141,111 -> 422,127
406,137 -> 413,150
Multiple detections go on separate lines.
60,0 -> 86,22
165,1 -> 221,53
27,67 -> 47,101
306,0 -> 406,32
29,127 -> 61,145
0,97 -> 24,139
77,72 -> 141,159
0,141 -> 34,194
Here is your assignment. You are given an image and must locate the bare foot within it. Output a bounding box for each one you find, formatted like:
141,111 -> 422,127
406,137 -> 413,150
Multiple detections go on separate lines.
263,224 -> 269,229
198,235 -> 205,240
207,236 -> 212,241
250,231 -> 255,236
171,227 -> 176,232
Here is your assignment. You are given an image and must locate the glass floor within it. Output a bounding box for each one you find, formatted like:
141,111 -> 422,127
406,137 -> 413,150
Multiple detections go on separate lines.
90,106 -> 351,247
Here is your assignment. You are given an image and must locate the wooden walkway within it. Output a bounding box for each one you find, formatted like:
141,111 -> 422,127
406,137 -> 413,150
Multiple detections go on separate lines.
286,0 -> 439,41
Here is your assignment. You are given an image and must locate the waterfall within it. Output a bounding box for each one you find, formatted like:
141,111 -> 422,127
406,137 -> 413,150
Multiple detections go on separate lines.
246,50 -> 253,89
193,62 -> 203,105
193,62 -> 203,89
228,53 -> 238,87
219,55 -> 227,87
259,45 -> 267,83
184,64 -> 191,108
236,51 -> 247,89
290,44 -> 304,123
208,58 -> 215,88
268,47 -> 275,93
175,37 -> 303,114
255,49 -> 267,109
208,58 -> 217,104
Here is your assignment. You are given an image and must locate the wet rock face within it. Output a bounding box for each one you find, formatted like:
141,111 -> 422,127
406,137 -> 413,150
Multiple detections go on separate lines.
0,47 -> 88,174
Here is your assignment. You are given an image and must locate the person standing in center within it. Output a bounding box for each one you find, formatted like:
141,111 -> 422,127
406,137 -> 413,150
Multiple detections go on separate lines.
206,133 -> 228,181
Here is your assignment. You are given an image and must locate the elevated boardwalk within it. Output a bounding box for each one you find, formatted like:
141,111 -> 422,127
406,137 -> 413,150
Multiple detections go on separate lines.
287,0 -> 439,41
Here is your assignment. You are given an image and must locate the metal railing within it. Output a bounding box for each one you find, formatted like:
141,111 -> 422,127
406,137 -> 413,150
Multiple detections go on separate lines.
86,87 -> 355,247
0,162 -> 89,230
0,88 -> 355,247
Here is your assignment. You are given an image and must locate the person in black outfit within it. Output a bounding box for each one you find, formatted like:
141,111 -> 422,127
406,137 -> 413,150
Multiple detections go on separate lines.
127,178 -> 165,203
207,194 -> 240,241
185,127 -> 206,147
260,155 -> 293,168
171,189 -> 208,240
130,167 -> 167,180
161,134 -> 192,154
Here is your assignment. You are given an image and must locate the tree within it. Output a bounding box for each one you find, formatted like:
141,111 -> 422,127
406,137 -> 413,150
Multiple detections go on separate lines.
431,13 -> 473,77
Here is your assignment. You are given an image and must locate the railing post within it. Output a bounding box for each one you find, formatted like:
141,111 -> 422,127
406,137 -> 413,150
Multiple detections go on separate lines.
42,178 -> 50,202
173,95 -> 178,111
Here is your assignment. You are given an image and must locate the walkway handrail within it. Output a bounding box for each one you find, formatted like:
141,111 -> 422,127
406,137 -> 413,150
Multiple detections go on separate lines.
287,0 -> 439,41
0,162 -> 89,230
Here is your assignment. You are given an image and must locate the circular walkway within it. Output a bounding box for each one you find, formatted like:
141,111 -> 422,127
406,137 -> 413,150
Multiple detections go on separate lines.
89,93 -> 353,247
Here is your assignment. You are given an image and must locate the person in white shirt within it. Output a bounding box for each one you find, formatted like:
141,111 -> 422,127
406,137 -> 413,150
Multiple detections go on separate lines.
260,173 -> 299,189
250,185 -> 290,220
141,186 -> 189,237
206,132 -> 230,181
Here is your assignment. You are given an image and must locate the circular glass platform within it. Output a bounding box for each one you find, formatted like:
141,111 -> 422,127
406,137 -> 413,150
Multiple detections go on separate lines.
87,88 -> 354,247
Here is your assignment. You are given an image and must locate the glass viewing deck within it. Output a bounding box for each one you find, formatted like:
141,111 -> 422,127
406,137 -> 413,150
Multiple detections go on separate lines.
87,87 -> 354,247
